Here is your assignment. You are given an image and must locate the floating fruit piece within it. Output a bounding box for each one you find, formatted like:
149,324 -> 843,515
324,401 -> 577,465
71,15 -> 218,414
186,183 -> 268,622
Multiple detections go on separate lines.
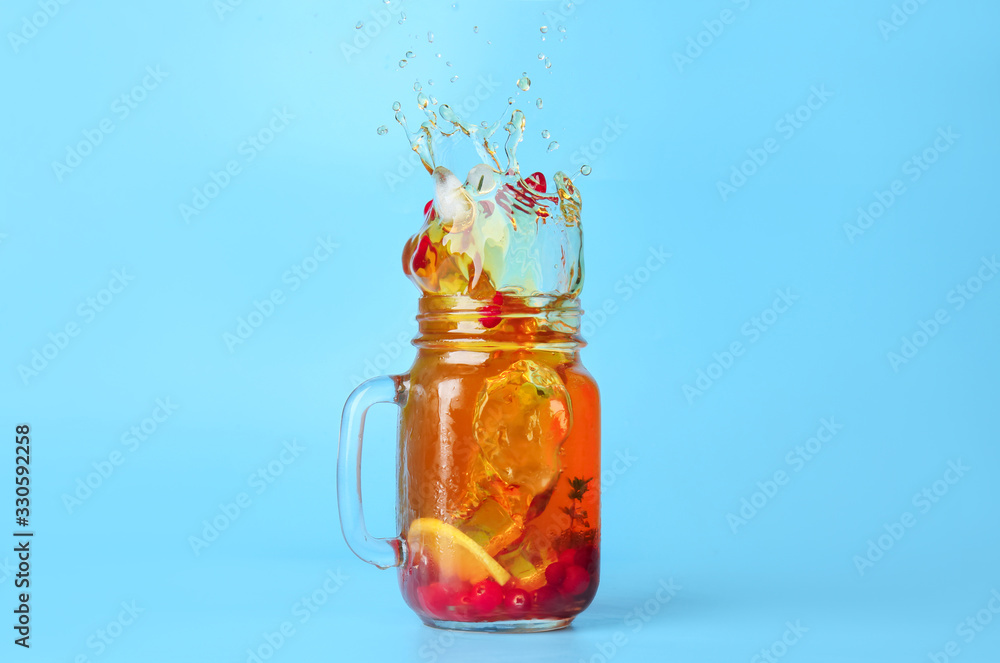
478,291 -> 503,329
459,495 -> 520,555
558,549 -> 577,567
408,518 -> 511,585
417,582 -> 451,620
498,549 -> 548,591
525,171 -> 547,193
532,586 -> 561,614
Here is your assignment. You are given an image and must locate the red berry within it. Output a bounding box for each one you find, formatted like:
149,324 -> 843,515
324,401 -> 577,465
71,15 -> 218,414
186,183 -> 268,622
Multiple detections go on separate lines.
470,578 -> 503,614
575,546 -> 596,571
561,565 -> 590,596
525,172 -> 547,193
504,588 -> 532,613
559,549 -> 578,567
545,562 -> 566,587
417,582 -> 451,619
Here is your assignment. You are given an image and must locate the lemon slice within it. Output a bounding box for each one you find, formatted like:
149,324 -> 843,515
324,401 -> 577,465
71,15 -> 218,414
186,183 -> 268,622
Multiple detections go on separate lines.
407,518 -> 511,585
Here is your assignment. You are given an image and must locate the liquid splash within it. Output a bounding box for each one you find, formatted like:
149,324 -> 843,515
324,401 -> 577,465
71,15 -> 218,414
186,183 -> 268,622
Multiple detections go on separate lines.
396,88 -> 584,300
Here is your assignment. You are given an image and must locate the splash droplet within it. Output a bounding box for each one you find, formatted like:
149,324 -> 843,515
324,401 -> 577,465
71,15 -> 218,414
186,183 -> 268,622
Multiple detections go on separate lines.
558,26 -> 566,33
427,31 -> 434,43
430,96 -> 438,105
540,25 -> 548,33
392,101 -> 401,111
544,58 -> 552,69
355,21 -> 363,29
473,25 -> 479,33
547,141 -> 559,152
428,79 -> 435,85
508,96 -> 515,105
446,61 -> 453,67
538,53 -> 545,60
413,81 -> 422,92
450,75 -> 459,83
580,165 -> 592,176
541,129 -> 550,139
399,12 -> 406,22
406,50 -> 415,58
417,92 -> 430,109
517,72 -> 531,91
377,125 -> 389,135
536,98 -> 543,109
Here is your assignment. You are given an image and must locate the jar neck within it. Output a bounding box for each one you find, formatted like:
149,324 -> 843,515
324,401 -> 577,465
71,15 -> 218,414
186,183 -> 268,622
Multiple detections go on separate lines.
415,294 -> 584,351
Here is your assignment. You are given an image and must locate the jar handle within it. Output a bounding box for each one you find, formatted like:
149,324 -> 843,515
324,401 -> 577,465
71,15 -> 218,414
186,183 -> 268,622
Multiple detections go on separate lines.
337,374 -> 408,569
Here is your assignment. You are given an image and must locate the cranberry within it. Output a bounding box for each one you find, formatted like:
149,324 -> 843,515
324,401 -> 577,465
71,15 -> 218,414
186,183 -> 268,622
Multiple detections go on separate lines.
559,549 -> 578,567
575,546 -> 596,571
417,582 -> 451,620
561,565 -> 590,596
470,578 -> 503,614
478,292 -> 504,328
525,172 -> 547,193
544,562 -> 566,587
532,586 -> 561,616
504,588 -> 532,613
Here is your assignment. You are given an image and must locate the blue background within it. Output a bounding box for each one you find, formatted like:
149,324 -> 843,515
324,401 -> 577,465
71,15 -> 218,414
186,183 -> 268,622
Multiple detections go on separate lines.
2,0 -> 999,661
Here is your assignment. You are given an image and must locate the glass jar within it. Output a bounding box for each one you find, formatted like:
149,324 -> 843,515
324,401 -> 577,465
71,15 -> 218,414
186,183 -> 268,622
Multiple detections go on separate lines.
338,294 -> 600,632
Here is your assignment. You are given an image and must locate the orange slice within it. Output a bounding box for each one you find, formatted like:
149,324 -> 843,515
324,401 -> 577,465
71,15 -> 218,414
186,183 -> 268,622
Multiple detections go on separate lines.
407,518 -> 511,585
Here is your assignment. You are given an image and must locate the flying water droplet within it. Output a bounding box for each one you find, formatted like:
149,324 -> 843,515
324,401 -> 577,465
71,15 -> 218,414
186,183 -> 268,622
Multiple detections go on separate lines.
450,75 -> 459,83
392,101 -> 401,111
580,165 -> 592,176
541,129 -> 550,139
473,25 -> 479,33
417,92 -> 430,109
446,61 -> 453,67
544,58 -> 552,69
377,125 -> 389,135
430,96 -> 438,105
406,50 -> 415,58
536,98 -> 543,109
508,97 -> 515,105
355,21 -> 363,29
398,13 -> 406,24
414,81 -> 422,92
428,79 -> 435,85
558,26 -> 566,33
517,72 -> 531,91
540,25 -> 548,33
427,31 -> 434,43
547,141 -> 559,152
538,53 -> 545,60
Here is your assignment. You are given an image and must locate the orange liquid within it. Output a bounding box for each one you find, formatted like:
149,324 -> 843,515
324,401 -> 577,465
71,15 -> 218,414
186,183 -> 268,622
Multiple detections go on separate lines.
397,310 -> 600,623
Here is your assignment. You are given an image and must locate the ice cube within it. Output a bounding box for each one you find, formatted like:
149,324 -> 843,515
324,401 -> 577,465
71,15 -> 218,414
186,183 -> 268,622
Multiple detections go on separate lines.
473,359 -> 571,518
